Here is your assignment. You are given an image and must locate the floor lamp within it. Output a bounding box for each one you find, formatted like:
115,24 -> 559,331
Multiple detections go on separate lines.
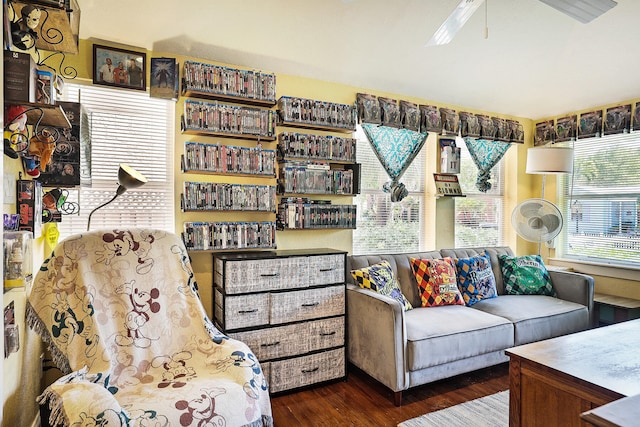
87,164 -> 148,231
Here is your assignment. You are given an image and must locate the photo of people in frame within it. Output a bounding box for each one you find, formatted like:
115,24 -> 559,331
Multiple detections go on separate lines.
93,44 -> 146,91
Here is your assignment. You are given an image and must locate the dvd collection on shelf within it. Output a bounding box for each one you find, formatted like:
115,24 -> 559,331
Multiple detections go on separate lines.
181,142 -> 276,176
183,99 -> 277,138
278,132 -> 356,162
279,161 -> 354,195
182,221 -> 276,251
182,60 -> 277,102
182,182 -> 276,212
278,96 -> 356,130
277,198 -> 356,230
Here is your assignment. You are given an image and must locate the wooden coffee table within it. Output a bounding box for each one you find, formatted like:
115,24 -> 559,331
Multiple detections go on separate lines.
506,319 -> 640,427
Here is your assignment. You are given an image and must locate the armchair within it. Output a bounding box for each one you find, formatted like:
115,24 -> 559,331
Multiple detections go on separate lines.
27,228 -> 273,427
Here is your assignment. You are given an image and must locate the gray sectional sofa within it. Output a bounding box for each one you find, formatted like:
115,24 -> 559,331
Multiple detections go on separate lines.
346,246 -> 594,406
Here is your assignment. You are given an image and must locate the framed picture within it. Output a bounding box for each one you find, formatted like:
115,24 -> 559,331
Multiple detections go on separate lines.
150,57 -> 179,100
93,44 -> 146,90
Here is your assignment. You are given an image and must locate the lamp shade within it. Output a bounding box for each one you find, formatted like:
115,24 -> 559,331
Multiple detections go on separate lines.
526,147 -> 574,175
117,163 -> 147,193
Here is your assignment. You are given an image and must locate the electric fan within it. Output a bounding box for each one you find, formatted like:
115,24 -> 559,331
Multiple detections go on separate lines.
511,198 -> 563,254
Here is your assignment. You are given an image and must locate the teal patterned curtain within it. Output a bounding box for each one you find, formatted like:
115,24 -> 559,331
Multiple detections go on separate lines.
463,137 -> 512,192
362,123 -> 428,201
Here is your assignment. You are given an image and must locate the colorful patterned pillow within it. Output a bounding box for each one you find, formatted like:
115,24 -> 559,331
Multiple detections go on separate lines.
454,252 -> 498,306
351,261 -> 413,311
410,257 -> 464,307
499,254 -> 555,296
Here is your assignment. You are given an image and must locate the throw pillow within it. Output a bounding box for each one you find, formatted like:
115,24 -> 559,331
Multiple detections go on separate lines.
410,257 -> 464,307
499,254 -> 555,296
454,252 -> 498,306
351,261 -> 413,311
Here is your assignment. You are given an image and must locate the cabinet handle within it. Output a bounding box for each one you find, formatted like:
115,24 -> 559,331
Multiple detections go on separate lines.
301,367 -> 319,374
260,273 -> 280,277
301,302 -> 319,308
319,268 -> 335,272
320,331 -> 336,337
238,309 -> 258,314
260,341 -> 280,347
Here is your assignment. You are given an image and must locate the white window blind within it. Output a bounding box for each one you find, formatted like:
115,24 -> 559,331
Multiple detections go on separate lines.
455,139 -> 505,247
559,132 -> 640,266
352,125 -> 425,255
58,83 -> 175,238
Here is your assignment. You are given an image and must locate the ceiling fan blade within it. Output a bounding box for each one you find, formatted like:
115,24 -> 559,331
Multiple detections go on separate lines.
426,0 -> 486,46
538,0 -> 617,24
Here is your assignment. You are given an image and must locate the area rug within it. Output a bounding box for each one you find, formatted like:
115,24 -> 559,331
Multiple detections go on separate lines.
398,390 -> 509,427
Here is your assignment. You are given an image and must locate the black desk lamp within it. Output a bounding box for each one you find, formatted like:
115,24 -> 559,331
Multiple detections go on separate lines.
86,164 -> 147,231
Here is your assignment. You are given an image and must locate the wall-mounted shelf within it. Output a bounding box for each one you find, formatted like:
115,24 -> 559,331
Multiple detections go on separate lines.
277,120 -> 355,134
182,88 -> 276,108
181,168 -> 276,179
5,101 -> 71,128
181,126 -> 276,141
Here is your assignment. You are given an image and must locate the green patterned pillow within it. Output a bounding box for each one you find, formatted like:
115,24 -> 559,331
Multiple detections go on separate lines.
351,261 -> 413,311
499,254 -> 555,296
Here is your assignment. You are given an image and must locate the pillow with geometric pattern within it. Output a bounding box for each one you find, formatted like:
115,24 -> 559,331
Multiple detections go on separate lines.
410,257 -> 465,307
454,252 -> 498,306
351,261 -> 413,311
498,254 -> 555,296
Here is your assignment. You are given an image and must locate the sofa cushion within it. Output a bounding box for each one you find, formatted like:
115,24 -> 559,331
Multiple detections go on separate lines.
410,257 -> 464,307
351,261 -> 413,311
454,252 -> 498,306
499,254 -> 555,296
471,295 -> 589,345
404,305 -> 514,371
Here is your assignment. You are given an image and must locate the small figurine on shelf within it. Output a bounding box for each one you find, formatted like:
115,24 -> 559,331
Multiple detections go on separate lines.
4,105 -> 29,159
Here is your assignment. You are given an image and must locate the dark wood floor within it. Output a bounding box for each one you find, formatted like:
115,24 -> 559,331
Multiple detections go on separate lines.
270,363 -> 510,426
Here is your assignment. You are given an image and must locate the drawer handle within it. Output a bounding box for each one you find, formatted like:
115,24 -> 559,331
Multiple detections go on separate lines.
320,331 -> 336,337
238,309 -> 258,314
301,367 -> 319,374
301,302 -> 319,308
260,341 -> 280,347
260,273 -> 280,277
319,267 -> 335,272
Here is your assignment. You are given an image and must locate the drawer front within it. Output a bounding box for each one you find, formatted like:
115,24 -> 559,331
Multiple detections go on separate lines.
270,285 -> 345,325
307,317 -> 345,353
307,254 -> 345,286
269,347 -> 345,393
223,293 -> 270,330
230,323 -> 308,361
220,258 -> 308,294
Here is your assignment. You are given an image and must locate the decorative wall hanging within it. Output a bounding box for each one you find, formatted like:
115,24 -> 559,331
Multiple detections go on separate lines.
634,102 -> 640,131
478,115 -> 495,140
362,123 -> 428,202
463,137 -> 512,192
492,117 -> 509,142
93,44 -> 146,91
507,120 -> 524,143
534,120 -> 555,146
604,104 -> 631,135
420,104 -> 441,132
150,57 -> 179,100
578,110 -> 602,139
440,108 -> 459,135
357,93 -> 382,124
400,100 -> 420,131
459,112 -> 480,138
379,97 -> 400,127
555,115 -> 576,142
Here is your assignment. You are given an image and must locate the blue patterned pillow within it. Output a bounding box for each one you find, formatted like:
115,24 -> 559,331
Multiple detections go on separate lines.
454,252 -> 498,306
351,261 -> 413,311
499,254 -> 555,296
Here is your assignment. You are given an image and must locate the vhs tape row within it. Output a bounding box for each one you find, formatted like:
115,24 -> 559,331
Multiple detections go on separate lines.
278,161 -> 355,195
278,96 -> 356,130
278,132 -> 356,162
183,60 -> 277,102
277,198 -> 356,230
182,182 -> 276,212
182,142 -> 276,176
182,221 -> 276,251
183,99 -> 277,138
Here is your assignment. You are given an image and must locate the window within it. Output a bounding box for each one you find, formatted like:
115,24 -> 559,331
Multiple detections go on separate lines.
559,132 -> 640,266
454,139 -> 505,247
58,83 -> 175,238
352,125 -> 425,255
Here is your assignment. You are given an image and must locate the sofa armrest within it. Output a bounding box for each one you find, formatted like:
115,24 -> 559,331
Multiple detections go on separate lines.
550,270 -> 595,324
346,284 -> 408,393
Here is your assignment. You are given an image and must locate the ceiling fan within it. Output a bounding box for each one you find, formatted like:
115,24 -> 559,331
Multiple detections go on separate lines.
426,0 -> 618,46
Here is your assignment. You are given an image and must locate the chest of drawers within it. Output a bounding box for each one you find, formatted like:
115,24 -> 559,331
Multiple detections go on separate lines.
213,248 -> 347,393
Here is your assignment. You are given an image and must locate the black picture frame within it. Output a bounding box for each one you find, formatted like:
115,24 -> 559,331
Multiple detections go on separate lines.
92,44 -> 146,91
